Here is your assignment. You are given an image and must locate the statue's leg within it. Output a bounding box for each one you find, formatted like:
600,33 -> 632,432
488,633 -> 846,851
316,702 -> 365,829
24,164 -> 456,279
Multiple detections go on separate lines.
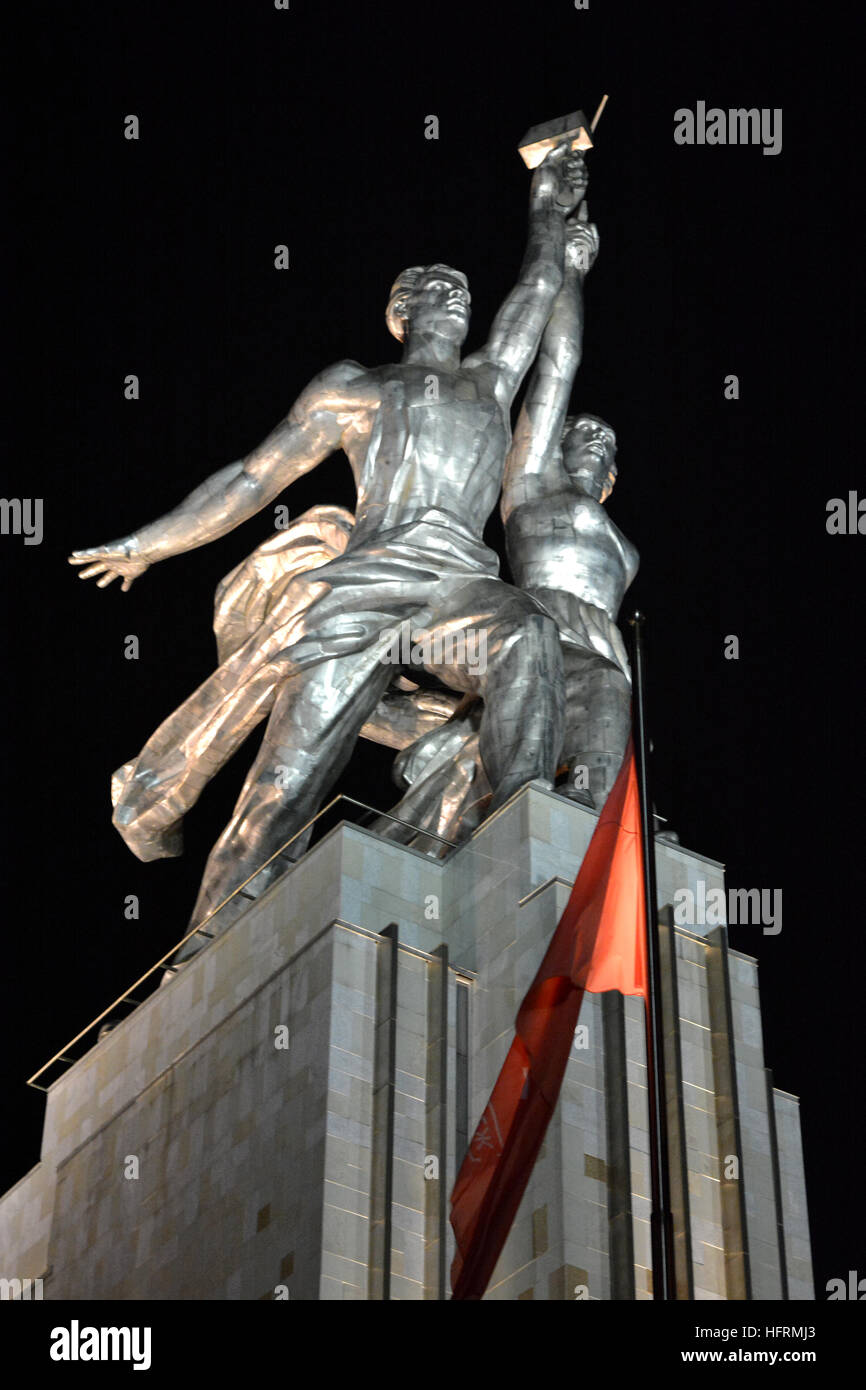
178,646 -> 393,952
561,644 -> 632,807
111,571 -> 328,861
176,572 -> 563,958
412,581 -> 566,813
373,707 -> 486,848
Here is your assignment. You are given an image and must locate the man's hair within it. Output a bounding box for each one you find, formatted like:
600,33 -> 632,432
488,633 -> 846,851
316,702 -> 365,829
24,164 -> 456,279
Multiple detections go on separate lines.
385,264 -> 469,341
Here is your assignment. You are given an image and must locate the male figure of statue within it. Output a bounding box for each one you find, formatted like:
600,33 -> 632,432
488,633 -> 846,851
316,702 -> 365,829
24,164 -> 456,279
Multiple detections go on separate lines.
71,144 -> 587,945
88,499 -> 461,870
379,203 -> 638,844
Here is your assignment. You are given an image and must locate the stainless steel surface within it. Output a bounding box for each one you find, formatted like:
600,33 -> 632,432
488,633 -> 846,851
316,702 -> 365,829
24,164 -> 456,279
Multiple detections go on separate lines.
105,504 -> 461,864
504,205 -> 638,808
69,139 -> 590,942
386,199 -> 640,840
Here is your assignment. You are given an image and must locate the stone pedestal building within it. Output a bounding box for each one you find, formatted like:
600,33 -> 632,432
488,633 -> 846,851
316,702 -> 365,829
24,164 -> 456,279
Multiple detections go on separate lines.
0,783 -> 812,1299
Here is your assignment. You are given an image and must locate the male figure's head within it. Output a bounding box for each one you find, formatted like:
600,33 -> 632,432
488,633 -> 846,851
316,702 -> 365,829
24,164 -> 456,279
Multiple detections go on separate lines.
561,413 -> 617,502
386,264 -> 471,346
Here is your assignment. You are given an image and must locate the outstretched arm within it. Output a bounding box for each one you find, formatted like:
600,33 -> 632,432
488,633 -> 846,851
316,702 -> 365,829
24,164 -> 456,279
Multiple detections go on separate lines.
464,145 -> 587,408
501,207 -> 599,521
69,360 -> 367,589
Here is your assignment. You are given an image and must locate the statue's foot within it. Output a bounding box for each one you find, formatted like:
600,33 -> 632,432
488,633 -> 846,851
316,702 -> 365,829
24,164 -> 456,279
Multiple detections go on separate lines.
111,761 -> 186,861
559,785 -> 595,808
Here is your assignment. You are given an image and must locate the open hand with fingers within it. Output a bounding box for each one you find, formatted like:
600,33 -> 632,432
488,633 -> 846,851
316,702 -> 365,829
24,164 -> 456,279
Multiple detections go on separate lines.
68,538 -> 150,592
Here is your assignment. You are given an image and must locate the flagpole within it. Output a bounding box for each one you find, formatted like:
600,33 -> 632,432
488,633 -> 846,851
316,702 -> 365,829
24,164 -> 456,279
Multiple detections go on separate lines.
629,611 -> 677,1300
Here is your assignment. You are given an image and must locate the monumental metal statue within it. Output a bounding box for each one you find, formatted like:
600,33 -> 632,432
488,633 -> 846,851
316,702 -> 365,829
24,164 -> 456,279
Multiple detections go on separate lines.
374,202 -> 639,848
99,499 -> 460,862
70,140 -> 590,949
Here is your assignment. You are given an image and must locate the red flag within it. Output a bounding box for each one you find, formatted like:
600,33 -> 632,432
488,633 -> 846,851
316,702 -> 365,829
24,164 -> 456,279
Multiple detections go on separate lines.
449,738 -> 648,1300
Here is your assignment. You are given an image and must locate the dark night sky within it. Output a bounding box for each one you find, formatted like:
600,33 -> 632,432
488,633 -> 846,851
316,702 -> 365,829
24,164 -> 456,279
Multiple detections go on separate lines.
3,0 -> 862,1296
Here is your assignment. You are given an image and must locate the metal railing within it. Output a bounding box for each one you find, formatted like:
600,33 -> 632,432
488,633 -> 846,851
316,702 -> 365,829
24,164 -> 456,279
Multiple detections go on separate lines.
26,795 -> 458,1091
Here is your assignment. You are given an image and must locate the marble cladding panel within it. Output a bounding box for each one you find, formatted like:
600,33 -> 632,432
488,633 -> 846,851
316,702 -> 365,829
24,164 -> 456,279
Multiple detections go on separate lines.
773,1092 -> 814,1301
44,931 -> 337,1299
1,785 -> 811,1301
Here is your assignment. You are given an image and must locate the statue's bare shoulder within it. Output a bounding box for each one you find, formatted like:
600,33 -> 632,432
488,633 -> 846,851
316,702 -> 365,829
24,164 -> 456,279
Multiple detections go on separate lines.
294,359 -> 381,417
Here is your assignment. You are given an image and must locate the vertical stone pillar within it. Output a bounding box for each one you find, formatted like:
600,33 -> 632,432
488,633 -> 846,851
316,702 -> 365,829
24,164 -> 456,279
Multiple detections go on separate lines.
368,924 -> 398,1298
423,945 -> 448,1298
704,926 -> 751,1298
658,908 -> 695,1299
602,991 -> 635,1298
